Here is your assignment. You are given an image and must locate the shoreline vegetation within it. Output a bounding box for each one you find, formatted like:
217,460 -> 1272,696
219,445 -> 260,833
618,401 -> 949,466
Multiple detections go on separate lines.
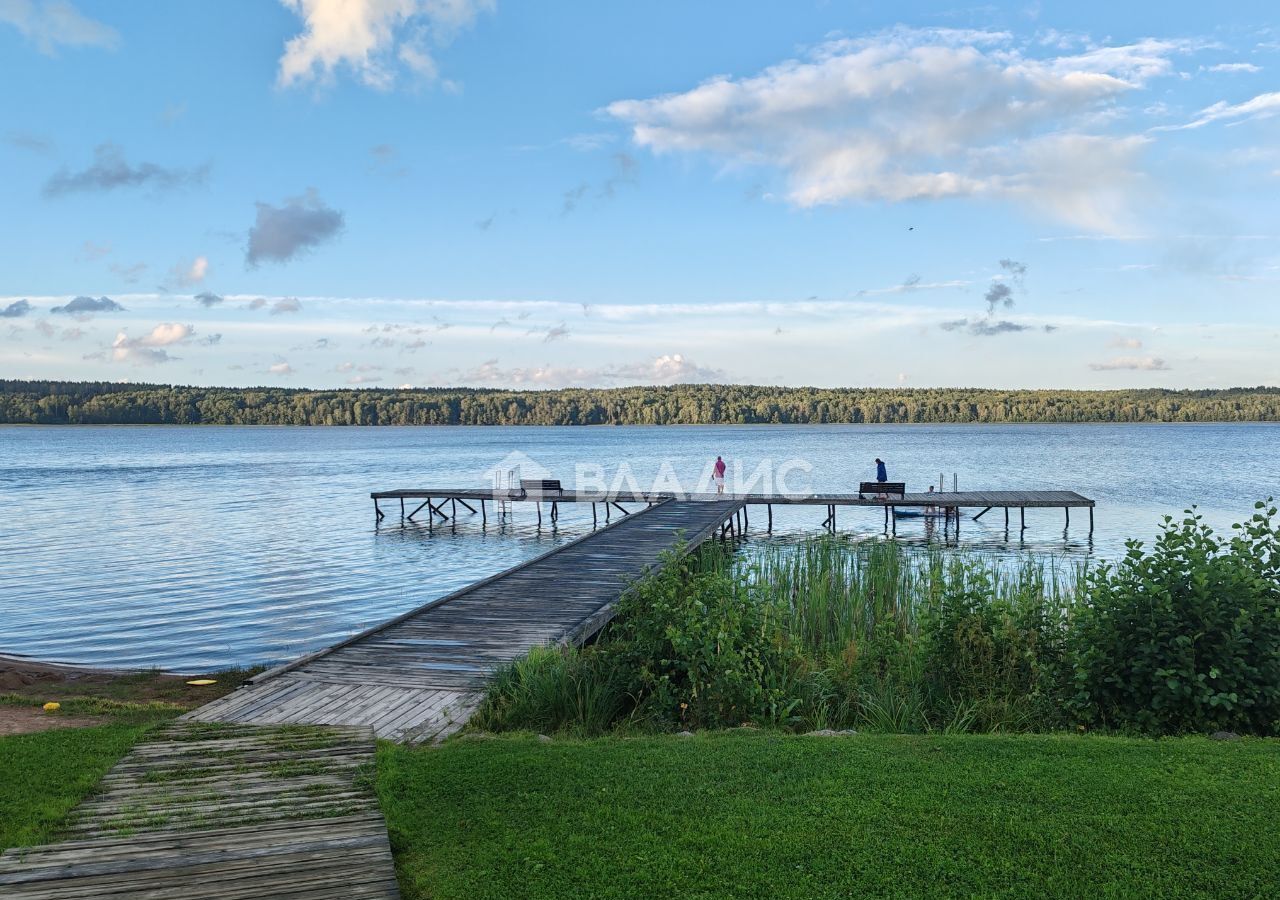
3,509 -> 1277,897
4,379 -> 1280,425
474,502 -> 1280,739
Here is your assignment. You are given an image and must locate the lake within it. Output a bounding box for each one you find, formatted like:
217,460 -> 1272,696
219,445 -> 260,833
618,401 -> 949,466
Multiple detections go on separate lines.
2,423 -> 1277,671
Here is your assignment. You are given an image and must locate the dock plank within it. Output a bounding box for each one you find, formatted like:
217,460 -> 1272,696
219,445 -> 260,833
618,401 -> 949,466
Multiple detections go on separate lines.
0,724 -> 398,899
188,500 -> 744,741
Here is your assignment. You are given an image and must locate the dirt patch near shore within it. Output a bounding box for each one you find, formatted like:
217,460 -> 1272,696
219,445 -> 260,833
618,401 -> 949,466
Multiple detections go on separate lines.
0,655 -> 261,710
0,705 -> 103,736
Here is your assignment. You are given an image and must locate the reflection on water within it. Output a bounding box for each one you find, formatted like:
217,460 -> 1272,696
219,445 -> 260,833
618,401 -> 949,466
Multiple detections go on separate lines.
1,423 -> 1276,671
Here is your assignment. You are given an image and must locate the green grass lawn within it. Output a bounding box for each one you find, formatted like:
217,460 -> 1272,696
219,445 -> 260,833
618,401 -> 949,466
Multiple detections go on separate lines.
378,731 -> 1280,900
0,698 -> 180,849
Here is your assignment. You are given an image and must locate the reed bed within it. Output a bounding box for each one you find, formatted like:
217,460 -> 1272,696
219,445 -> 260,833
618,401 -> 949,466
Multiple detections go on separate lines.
739,537 -> 1082,657
475,502 -> 1280,737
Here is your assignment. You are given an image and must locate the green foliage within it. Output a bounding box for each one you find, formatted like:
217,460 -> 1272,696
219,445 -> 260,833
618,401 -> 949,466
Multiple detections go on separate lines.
469,646 -> 629,737
478,503 -> 1280,738
1071,501 -> 1280,735
379,731 -> 1280,900
919,560 -> 1066,732
601,546 -> 801,729
4,379 -> 1280,425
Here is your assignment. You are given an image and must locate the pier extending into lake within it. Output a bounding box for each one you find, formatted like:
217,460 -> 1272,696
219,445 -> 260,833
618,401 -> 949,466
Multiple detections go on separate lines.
186,498 -> 745,742
371,487 -> 1096,535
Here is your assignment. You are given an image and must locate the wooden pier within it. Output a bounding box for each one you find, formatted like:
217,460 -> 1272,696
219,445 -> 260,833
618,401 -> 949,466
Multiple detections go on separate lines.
372,487 -> 1095,535
0,722 -> 399,898
186,498 -> 745,743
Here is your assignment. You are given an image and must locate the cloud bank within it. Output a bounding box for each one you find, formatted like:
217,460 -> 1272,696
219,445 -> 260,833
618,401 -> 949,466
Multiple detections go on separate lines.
606,29 -> 1193,231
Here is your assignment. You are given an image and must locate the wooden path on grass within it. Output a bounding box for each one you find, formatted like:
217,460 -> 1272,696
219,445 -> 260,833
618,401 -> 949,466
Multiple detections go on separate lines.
0,721 -> 399,898
186,498 -> 745,743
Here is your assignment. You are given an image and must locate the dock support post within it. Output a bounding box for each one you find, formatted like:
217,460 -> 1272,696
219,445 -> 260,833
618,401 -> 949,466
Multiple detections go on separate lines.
883,504 -> 889,531
536,503 -> 542,527
592,503 -> 597,527
973,506 -> 992,521
1089,507 -> 1094,534
481,499 -> 486,526
407,500 -> 431,521
1020,507 -> 1026,531
1065,507 -> 1070,528
451,499 -> 457,519
767,503 -> 773,533
374,498 -> 383,522
1004,507 -> 1009,529
890,507 -> 896,534
400,497 -> 405,520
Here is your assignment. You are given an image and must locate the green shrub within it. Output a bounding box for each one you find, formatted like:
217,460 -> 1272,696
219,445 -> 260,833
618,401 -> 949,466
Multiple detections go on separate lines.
1071,501 -> 1280,735
920,559 -> 1065,732
601,545 -> 802,729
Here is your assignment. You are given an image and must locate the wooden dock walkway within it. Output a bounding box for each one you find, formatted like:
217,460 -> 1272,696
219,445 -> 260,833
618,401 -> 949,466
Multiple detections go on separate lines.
0,721 -> 399,898
373,487 -> 1095,535
186,498 -> 744,743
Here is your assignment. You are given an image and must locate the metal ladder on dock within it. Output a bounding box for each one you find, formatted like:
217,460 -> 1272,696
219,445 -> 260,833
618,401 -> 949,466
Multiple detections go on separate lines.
496,469 -> 516,520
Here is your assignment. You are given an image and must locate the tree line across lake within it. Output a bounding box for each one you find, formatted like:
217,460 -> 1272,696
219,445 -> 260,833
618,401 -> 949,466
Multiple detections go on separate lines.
2,380 -> 1279,425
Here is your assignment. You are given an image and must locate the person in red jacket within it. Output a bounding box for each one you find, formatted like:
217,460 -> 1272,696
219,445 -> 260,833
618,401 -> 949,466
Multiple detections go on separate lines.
713,455 -> 727,494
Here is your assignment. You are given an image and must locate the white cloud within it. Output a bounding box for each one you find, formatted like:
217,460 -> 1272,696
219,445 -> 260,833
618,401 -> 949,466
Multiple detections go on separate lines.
1089,355 -> 1170,370
606,29 -> 1193,231
457,353 -> 727,388
277,0 -> 493,90
165,255 -> 209,289
1157,91 -> 1280,130
269,361 -> 295,375
0,0 -> 119,55
110,322 -> 195,365
1207,62 -> 1262,74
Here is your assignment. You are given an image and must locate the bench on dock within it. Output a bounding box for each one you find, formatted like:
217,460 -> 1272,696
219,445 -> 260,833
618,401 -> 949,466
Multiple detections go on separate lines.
520,479 -> 563,496
858,481 -> 905,499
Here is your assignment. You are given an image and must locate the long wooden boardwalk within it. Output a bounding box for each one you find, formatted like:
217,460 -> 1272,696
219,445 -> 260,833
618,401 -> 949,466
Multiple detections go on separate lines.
0,722 -> 399,898
187,499 -> 744,743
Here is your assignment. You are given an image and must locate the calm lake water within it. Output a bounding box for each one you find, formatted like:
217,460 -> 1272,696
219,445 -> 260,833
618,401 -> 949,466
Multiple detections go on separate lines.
2,424 -> 1277,671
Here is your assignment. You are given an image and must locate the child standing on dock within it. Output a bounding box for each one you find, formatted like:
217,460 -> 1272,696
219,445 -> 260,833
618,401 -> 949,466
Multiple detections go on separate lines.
713,456 -> 726,494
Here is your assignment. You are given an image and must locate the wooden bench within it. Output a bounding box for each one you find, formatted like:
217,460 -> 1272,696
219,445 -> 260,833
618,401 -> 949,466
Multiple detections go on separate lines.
859,481 -> 905,499
520,479 -> 563,495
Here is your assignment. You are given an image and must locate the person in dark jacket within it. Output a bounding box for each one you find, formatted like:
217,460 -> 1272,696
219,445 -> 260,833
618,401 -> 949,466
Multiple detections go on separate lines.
875,458 -> 888,483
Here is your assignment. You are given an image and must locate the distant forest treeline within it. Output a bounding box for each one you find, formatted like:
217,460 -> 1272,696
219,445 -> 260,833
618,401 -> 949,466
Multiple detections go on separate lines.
2,378 -> 1280,425
2,380 -> 1279,425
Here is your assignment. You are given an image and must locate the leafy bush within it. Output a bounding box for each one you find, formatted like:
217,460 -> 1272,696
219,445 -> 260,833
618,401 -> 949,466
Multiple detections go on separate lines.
601,545 -> 802,729
1071,501 -> 1280,735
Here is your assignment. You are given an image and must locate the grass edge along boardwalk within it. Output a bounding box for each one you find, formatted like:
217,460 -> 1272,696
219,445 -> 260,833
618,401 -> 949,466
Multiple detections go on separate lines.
187,499 -> 745,743
0,721 -> 400,899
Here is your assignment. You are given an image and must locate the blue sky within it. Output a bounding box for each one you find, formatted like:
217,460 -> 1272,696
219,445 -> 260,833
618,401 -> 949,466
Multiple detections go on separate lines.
2,0 -> 1278,389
